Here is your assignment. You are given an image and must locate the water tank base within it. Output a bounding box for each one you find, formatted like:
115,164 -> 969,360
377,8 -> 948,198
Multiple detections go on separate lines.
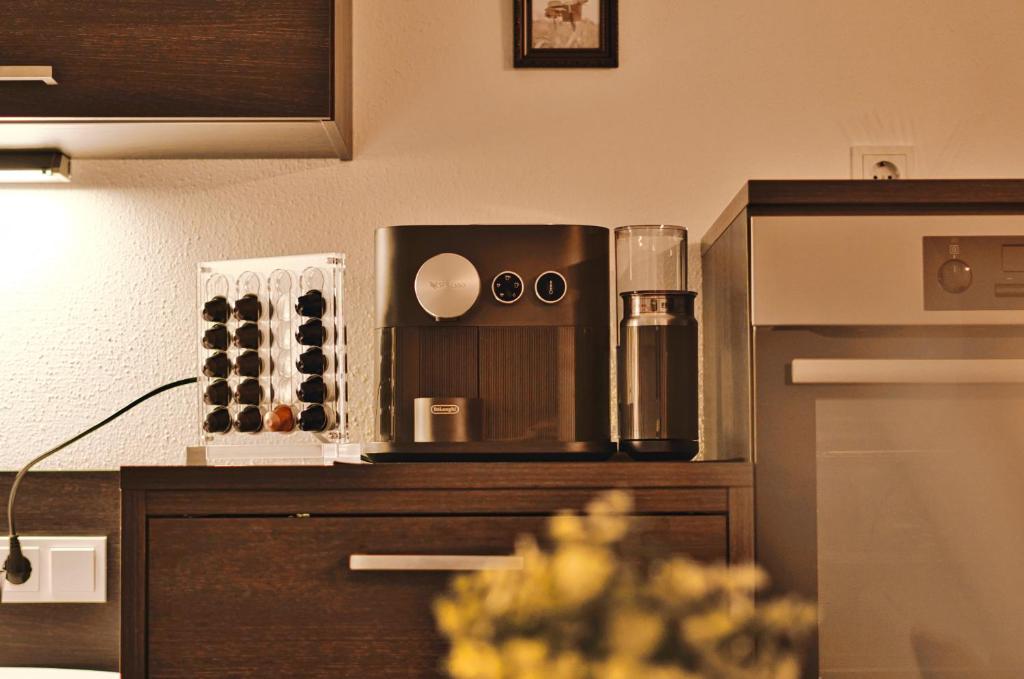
619,438 -> 699,461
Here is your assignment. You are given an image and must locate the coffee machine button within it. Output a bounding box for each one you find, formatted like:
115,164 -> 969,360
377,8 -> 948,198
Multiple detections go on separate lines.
202,296 -> 230,323
535,271 -> 567,303
203,407 -> 232,434
204,379 -> 232,407
414,253 -> 481,319
297,376 -> 328,403
235,406 -> 264,433
295,290 -> 327,318
492,271 -> 524,304
296,319 -> 327,346
296,347 -> 327,375
233,293 -> 263,322
234,322 -> 263,350
202,352 -> 232,379
201,324 -> 230,351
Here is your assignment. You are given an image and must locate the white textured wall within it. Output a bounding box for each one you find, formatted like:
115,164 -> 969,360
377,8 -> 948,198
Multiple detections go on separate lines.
2,0 -> 1023,470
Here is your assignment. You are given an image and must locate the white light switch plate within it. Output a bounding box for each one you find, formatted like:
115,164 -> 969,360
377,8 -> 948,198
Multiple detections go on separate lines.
0,536 -> 106,603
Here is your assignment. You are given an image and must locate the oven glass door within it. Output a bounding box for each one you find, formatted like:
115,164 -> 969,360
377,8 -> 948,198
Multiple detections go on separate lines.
754,327 -> 1024,678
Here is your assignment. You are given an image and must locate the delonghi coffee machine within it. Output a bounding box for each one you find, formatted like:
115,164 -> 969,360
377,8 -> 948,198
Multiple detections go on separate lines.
365,224 -> 613,460
615,225 -> 699,459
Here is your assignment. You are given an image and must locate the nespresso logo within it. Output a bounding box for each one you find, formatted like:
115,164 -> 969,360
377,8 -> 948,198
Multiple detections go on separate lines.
431,404 -> 461,415
429,280 -> 467,289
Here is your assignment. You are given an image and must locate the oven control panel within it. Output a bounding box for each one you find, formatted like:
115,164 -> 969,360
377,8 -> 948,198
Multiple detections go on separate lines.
924,236 -> 1024,310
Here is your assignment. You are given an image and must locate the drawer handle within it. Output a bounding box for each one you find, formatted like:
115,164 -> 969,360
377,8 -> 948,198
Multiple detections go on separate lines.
349,554 -> 524,572
0,65 -> 58,85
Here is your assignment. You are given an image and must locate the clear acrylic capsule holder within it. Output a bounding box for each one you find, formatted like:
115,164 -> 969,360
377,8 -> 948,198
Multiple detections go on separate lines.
193,253 -> 347,466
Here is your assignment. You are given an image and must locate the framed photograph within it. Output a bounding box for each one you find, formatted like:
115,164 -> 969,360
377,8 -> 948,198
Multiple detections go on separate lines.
514,0 -> 618,68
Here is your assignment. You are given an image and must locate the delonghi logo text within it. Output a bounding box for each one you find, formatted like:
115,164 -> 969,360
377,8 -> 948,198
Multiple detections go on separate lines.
431,404 -> 461,415
429,280 -> 467,289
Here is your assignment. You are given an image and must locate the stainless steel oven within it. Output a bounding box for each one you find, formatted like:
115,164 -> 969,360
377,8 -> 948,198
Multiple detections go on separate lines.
704,214 -> 1024,677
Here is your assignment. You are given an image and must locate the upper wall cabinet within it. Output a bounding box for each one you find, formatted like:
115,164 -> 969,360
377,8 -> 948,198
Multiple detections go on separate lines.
0,0 -> 352,159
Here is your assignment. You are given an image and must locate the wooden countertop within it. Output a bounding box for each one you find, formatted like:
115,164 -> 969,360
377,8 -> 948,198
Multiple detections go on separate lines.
120,460 -> 751,491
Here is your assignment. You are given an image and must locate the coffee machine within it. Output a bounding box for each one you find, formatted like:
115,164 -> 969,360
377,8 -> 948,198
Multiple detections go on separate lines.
365,225 -> 613,460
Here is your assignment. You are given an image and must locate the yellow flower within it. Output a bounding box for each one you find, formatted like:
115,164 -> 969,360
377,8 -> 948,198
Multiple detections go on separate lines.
607,607 -> 664,659
502,637 -> 549,673
552,543 -> 615,606
680,610 -> 737,646
549,511 -> 587,543
447,640 -> 503,679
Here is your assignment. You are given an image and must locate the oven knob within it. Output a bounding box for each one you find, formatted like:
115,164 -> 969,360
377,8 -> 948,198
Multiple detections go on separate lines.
535,271 -> 567,303
414,253 -> 481,320
938,259 -> 972,294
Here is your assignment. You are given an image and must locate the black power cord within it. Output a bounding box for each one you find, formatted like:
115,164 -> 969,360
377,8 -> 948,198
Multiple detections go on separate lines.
2,377 -> 197,595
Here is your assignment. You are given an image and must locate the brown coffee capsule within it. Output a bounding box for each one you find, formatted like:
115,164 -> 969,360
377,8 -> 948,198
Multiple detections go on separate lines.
235,378 -> 263,405
235,350 -> 263,378
202,352 -> 231,379
204,379 -> 232,407
265,405 -> 296,433
203,407 -> 232,434
299,405 -> 331,432
202,324 -> 229,351
202,296 -> 230,324
234,322 -> 262,350
234,293 -> 263,322
235,406 -> 263,433
295,290 -> 326,318
296,319 -> 326,347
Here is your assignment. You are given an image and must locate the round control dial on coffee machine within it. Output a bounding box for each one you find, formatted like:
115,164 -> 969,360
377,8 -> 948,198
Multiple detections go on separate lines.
414,252 -> 481,320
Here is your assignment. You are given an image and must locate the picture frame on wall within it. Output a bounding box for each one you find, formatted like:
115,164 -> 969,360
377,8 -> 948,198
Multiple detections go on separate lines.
514,0 -> 618,68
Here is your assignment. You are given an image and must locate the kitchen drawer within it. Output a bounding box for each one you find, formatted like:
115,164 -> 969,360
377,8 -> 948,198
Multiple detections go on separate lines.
145,514 -> 726,678
0,0 -> 332,119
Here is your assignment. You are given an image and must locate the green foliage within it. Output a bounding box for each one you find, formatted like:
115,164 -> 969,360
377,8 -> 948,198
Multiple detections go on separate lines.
434,491 -> 815,679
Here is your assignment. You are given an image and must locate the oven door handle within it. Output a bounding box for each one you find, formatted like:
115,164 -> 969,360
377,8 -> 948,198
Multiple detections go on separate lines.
791,358 -> 1024,385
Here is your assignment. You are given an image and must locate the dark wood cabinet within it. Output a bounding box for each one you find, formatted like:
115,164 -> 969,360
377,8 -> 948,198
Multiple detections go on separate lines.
0,0 -> 351,158
122,462 -> 753,678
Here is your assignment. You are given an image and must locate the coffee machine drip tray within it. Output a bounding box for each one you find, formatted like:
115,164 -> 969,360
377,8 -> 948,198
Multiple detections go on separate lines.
357,441 -> 616,463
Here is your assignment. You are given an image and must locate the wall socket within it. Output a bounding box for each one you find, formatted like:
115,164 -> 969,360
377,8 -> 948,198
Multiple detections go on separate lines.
851,146 -> 915,180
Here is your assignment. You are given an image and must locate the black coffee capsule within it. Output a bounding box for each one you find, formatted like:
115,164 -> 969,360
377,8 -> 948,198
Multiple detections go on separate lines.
298,405 -> 330,432
235,378 -> 264,405
202,296 -> 230,324
297,376 -> 327,404
295,290 -> 326,318
295,319 -> 326,347
202,352 -> 231,379
235,406 -> 263,433
201,324 -> 229,351
296,347 -> 326,375
235,350 -> 263,378
234,322 -> 262,350
203,407 -> 232,434
234,293 -> 262,322
204,379 -> 232,407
